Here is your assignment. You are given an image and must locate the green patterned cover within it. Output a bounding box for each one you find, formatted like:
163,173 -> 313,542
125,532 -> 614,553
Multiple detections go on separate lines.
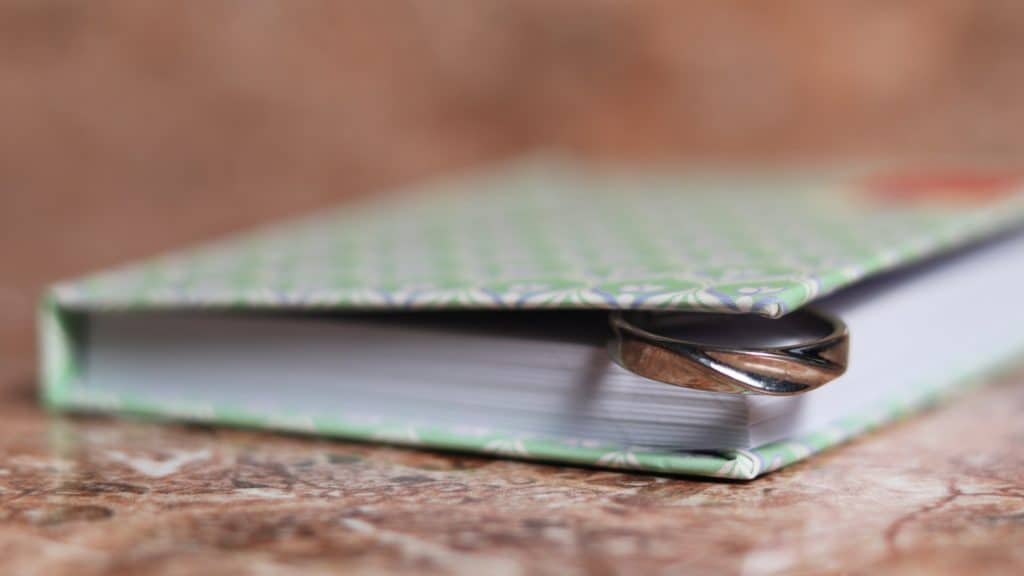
39,160 -> 1024,479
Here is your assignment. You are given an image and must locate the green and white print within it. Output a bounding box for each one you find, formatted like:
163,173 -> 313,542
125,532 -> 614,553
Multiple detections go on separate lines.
50,161 -> 1024,318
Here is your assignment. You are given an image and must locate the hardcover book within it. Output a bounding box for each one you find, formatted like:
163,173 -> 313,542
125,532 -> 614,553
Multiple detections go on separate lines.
40,160 -> 1024,479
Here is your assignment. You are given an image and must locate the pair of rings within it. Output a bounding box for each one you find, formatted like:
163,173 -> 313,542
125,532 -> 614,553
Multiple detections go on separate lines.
609,308 -> 849,396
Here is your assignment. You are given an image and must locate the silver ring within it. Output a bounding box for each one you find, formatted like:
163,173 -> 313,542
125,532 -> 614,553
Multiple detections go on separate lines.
609,308 -> 849,396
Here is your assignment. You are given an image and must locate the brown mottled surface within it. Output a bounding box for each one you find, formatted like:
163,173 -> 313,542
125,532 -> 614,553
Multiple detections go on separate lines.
4,2 -> 1024,573
0,363 -> 1022,575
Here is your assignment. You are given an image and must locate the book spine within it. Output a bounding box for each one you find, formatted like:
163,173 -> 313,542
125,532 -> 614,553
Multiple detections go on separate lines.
37,292 -> 82,409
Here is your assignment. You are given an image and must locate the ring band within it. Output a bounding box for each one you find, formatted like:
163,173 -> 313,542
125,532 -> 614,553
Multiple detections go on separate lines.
609,308 -> 849,396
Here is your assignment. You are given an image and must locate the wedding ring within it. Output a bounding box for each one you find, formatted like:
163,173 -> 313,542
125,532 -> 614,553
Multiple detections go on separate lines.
609,308 -> 849,396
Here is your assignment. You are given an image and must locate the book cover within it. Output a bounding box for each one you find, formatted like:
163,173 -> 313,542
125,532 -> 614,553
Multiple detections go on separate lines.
40,160 -> 1024,479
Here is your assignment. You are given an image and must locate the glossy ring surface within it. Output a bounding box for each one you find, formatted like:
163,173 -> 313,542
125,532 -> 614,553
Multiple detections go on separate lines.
609,308 -> 849,396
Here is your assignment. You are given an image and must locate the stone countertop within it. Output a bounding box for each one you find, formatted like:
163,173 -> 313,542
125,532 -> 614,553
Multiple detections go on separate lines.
0,367 -> 1021,575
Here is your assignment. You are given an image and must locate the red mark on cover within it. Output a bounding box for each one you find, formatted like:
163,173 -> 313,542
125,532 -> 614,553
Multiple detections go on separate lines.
860,172 -> 1022,205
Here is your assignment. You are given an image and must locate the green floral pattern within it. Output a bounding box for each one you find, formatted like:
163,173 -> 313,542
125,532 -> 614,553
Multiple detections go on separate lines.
50,162 -> 1024,318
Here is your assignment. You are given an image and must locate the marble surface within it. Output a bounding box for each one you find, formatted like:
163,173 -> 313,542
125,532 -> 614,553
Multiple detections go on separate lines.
0,365 -> 1022,575
6,5 -> 1024,570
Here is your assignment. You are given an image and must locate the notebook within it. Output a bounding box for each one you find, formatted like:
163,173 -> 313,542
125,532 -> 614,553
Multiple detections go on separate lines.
39,160 -> 1024,479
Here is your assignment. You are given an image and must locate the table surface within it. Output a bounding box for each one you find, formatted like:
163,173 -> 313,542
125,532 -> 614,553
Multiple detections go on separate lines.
5,3 -> 1024,570
0,361 -> 1022,575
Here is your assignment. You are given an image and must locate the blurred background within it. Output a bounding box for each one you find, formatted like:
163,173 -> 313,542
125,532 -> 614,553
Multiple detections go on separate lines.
4,0 -> 1024,377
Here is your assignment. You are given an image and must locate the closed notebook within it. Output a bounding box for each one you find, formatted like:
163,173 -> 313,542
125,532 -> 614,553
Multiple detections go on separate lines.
39,160 -> 1024,479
